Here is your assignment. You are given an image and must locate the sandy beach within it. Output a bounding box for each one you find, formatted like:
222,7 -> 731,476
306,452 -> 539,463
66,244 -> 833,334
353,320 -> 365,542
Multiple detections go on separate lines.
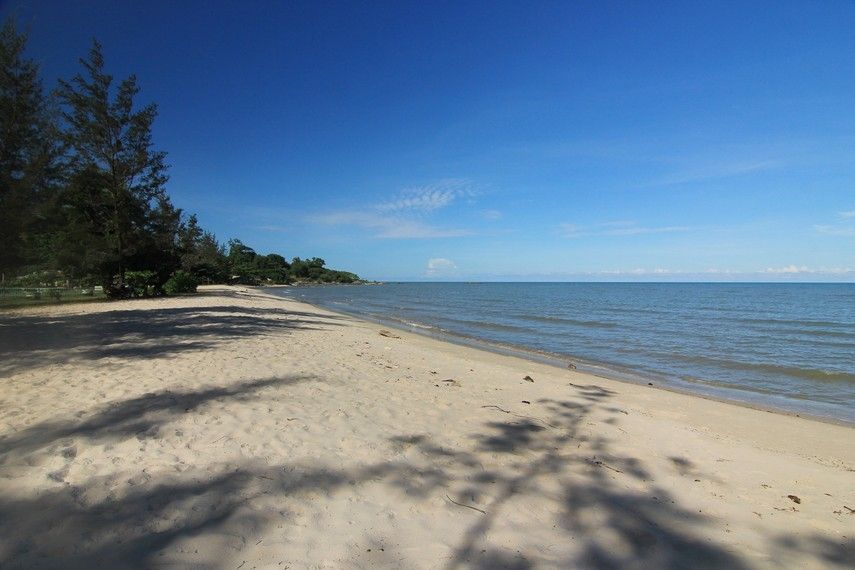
0,286 -> 852,569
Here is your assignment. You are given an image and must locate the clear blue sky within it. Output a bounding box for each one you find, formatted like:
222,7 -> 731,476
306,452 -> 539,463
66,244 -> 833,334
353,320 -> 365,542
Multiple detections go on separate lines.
4,0 -> 854,281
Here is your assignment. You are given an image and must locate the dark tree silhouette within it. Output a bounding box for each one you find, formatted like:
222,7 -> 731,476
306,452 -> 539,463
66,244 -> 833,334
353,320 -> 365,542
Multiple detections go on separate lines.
0,19 -> 63,280
55,40 -> 171,295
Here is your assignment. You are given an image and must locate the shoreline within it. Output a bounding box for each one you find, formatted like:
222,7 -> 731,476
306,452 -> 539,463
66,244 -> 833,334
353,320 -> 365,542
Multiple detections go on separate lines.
263,286 -> 854,428
1,286 -> 852,568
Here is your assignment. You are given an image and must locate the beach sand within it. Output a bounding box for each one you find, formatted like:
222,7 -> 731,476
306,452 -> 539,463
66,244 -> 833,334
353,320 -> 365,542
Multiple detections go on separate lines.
0,286 -> 852,568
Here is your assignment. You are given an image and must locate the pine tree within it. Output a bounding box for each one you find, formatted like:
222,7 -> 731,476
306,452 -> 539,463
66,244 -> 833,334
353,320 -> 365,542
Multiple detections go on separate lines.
56,40 -> 169,295
0,19 -> 63,281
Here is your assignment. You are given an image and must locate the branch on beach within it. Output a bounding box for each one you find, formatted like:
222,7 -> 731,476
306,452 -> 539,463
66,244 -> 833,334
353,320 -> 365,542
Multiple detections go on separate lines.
445,494 -> 487,515
480,404 -> 560,429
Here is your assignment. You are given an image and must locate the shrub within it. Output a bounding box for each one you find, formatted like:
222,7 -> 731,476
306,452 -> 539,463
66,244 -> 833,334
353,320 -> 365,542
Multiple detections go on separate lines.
24,288 -> 42,299
10,270 -> 64,287
165,270 -> 198,295
125,271 -> 157,298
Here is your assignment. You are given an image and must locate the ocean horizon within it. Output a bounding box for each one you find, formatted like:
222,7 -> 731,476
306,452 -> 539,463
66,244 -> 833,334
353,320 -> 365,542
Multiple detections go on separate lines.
268,282 -> 855,424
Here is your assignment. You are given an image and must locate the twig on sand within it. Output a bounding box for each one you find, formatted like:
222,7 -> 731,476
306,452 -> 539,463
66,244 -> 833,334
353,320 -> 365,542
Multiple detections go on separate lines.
480,405 -> 560,429
588,458 -> 623,473
446,494 -> 486,515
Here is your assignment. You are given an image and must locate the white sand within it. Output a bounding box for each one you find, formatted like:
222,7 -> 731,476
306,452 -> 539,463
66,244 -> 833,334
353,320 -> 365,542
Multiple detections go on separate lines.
0,286 -> 852,568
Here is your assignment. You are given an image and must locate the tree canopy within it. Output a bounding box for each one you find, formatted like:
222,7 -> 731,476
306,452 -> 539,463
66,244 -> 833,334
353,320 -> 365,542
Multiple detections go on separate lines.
0,19 -> 361,296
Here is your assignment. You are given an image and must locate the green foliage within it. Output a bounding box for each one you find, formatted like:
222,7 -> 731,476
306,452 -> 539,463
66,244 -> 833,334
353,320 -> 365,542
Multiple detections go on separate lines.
0,19 -> 64,276
164,270 -> 198,294
0,19 -> 362,294
124,270 -> 157,298
178,215 -> 229,283
222,247 -> 359,285
8,270 -> 65,287
55,39 -> 173,292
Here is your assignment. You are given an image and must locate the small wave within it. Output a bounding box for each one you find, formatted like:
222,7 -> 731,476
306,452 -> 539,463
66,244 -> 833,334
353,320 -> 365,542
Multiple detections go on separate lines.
440,317 -> 537,334
751,327 -> 855,340
601,306 -> 663,316
519,314 -> 618,329
404,321 -> 436,330
738,317 -> 851,329
671,354 -> 855,384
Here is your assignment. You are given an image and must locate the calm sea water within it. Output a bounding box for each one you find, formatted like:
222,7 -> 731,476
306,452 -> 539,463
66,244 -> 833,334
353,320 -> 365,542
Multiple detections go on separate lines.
267,283 -> 855,423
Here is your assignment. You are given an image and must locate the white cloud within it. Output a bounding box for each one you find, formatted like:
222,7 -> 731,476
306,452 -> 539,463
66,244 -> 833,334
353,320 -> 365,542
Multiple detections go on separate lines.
255,224 -> 289,233
815,211 -> 855,236
379,222 -> 470,239
763,265 -> 810,274
310,210 -> 471,239
762,265 -> 853,275
309,179 -> 479,239
530,266 -> 853,279
559,221 -> 691,238
654,159 -> 781,186
426,257 -> 457,276
481,209 -> 503,220
815,225 -> 855,236
376,179 -> 477,213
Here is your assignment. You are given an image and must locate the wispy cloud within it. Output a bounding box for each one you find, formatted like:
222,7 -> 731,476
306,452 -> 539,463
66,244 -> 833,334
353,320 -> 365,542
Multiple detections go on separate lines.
585,265 -> 853,278
558,221 -> 692,238
762,265 -> 853,275
762,265 -> 810,274
815,225 -> 855,237
255,224 -> 289,233
481,209 -> 503,221
653,159 -> 781,186
309,179 -> 478,239
814,210 -> 855,236
376,179 -> 477,213
310,210 -> 471,239
500,266 -> 853,280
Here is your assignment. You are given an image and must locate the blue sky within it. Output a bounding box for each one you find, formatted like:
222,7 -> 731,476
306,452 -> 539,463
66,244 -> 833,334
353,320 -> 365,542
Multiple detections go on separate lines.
4,0 -> 854,281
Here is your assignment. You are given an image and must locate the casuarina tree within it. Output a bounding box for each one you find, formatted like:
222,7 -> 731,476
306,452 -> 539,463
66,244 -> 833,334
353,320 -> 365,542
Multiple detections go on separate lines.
0,19 -> 63,281
55,40 -> 170,296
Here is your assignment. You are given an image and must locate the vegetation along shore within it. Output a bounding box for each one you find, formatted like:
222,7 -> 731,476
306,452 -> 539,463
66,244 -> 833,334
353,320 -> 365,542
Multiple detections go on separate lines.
0,20 -> 361,306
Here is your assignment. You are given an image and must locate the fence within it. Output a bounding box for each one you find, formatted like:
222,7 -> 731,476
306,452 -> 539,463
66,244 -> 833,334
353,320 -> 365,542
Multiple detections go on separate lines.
0,286 -> 105,308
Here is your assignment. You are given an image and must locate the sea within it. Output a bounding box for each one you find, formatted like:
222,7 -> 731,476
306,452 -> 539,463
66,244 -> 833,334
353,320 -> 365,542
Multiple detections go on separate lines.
266,282 -> 855,424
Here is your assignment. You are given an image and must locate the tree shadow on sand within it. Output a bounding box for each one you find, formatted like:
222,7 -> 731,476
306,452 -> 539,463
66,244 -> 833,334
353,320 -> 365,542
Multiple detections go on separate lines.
0,375 -> 849,568
0,458 -> 457,569
0,304 -> 347,376
413,384 -> 751,569
0,375 -> 316,459
0,372 -> 451,568
387,382 -> 849,569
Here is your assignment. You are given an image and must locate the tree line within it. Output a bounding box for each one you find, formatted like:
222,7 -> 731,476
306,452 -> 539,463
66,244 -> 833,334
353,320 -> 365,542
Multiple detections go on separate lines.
0,20 -> 360,297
